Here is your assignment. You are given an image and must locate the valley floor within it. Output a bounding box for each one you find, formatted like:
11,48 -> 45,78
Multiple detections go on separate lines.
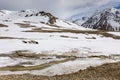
0,20 -> 120,79
0,10 -> 120,80
0,30 -> 120,78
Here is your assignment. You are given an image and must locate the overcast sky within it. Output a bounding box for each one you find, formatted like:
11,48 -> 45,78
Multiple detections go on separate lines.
0,0 -> 120,19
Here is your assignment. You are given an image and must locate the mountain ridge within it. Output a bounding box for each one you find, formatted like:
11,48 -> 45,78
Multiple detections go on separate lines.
82,8 -> 120,31
69,8 -> 120,31
0,9 -> 88,31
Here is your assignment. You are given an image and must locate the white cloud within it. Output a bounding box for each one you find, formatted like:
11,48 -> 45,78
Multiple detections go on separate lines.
0,0 -> 120,19
62,0 -> 120,18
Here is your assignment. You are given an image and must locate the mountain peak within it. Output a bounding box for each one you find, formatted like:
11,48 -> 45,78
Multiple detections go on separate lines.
81,8 -> 120,31
102,8 -> 120,14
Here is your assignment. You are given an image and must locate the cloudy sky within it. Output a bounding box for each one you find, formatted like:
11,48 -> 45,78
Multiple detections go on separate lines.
0,0 -> 120,19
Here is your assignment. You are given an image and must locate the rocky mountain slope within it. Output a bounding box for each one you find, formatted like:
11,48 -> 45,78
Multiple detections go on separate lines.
0,10 -> 56,24
81,8 -> 120,31
0,10 -> 87,30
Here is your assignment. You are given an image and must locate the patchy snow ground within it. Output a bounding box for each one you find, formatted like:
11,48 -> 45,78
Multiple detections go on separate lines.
0,30 -> 120,75
0,56 -> 64,67
0,33 -> 120,55
0,10 -> 120,76
0,58 -> 119,76
33,58 -> 119,76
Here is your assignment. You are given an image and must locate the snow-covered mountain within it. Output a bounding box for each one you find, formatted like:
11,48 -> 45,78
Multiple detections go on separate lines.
73,17 -> 89,26
68,14 -> 89,26
81,8 -> 120,31
0,10 -> 88,30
